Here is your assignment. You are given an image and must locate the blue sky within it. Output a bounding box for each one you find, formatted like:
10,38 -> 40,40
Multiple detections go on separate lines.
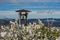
0,0 -> 60,19
0,2 -> 60,11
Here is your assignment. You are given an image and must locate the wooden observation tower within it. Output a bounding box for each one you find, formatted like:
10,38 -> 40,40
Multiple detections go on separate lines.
16,9 -> 30,26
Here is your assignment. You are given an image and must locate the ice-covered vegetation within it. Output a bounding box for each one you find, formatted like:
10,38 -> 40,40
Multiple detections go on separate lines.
0,19 -> 60,40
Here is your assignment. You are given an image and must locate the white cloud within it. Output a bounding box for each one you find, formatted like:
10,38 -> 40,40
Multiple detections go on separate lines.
0,0 -> 60,4
17,0 -> 60,2
0,10 -> 60,19
10,0 -> 19,3
32,0 -> 60,2
28,10 -> 60,19
0,0 -> 19,3
0,11 -> 19,19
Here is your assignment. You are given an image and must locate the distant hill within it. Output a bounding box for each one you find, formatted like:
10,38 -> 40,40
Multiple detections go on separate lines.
0,18 -> 15,26
0,18 -> 60,27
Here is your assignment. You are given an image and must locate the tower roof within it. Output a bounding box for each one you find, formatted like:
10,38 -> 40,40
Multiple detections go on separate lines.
16,9 -> 30,12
